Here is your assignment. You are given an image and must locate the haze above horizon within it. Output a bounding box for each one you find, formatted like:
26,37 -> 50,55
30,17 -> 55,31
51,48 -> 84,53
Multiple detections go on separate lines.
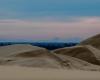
0,0 -> 100,42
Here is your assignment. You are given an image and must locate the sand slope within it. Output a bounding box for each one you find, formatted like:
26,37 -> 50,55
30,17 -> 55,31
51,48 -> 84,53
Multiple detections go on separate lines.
79,34 -> 100,49
53,45 -> 100,65
0,44 -> 100,71
52,53 -> 100,71
0,45 -> 100,79
53,34 -> 100,66
0,34 -> 100,79
0,44 -> 47,57
0,44 -> 62,68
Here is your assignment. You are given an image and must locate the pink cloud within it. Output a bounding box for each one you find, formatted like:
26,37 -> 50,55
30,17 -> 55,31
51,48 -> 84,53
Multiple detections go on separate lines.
0,17 -> 100,41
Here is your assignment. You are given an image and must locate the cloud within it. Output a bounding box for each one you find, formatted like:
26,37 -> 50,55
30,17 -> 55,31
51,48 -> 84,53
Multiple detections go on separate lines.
0,17 -> 100,41
0,0 -> 100,42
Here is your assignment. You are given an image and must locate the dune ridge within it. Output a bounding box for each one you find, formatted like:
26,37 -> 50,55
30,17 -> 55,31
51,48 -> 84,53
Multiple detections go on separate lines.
79,34 -> 100,49
0,34 -> 100,79
0,44 -> 100,71
53,34 -> 100,66
53,45 -> 100,65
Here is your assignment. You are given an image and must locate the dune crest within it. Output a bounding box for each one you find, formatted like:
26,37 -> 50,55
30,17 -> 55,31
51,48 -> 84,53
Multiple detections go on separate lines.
53,34 -> 100,66
0,44 -> 62,68
0,34 -> 100,71
80,34 -> 100,49
0,44 -> 99,71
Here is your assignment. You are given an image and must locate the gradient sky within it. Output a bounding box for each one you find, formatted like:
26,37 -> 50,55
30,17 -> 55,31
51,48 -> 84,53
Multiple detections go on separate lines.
0,0 -> 100,42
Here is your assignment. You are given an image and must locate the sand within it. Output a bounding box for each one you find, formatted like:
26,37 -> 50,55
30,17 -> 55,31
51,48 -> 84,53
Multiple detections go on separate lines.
0,44 -> 100,70
0,66 -> 100,80
0,44 -> 63,68
0,40 -> 100,80
0,44 -> 46,57
79,34 -> 100,49
53,45 -> 100,65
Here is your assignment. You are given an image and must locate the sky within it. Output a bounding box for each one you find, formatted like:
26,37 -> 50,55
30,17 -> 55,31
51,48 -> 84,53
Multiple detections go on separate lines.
0,0 -> 100,42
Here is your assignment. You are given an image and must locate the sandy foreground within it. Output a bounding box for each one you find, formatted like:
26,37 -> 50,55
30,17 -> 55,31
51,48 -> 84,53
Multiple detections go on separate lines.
0,66 -> 100,80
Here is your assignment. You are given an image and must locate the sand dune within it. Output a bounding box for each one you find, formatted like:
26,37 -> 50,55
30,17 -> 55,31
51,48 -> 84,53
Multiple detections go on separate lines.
0,44 -> 100,70
85,45 -> 100,61
0,44 -> 99,70
53,45 -> 100,65
52,53 -> 100,71
0,44 -> 62,68
80,34 -> 100,49
53,34 -> 100,66
0,57 -> 62,68
0,44 -> 48,57
0,34 -> 100,79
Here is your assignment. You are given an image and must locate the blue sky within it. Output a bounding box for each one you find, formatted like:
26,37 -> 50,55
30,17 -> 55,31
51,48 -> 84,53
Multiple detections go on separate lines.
0,0 -> 100,19
0,0 -> 100,42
